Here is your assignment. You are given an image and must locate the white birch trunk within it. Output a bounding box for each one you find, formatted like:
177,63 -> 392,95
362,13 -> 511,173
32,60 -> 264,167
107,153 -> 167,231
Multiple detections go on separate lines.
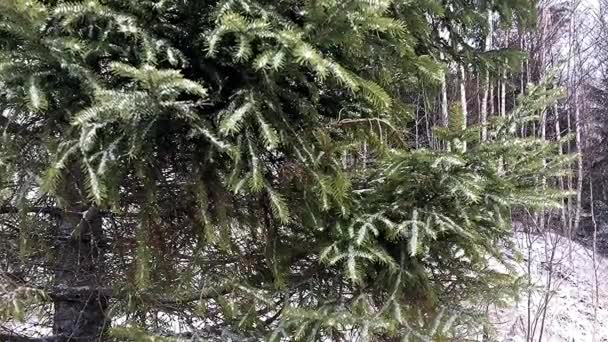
539,6 -> 548,233
480,9 -> 492,142
441,75 -> 449,129
501,66 -> 507,118
460,64 -> 468,129
574,90 -> 584,233
441,59 -> 449,129
459,64 -> 468,152
490,82 -> 494,117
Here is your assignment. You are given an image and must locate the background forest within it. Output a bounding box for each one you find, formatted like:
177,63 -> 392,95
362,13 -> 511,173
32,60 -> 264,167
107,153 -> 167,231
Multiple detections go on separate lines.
0,0 -> 607,341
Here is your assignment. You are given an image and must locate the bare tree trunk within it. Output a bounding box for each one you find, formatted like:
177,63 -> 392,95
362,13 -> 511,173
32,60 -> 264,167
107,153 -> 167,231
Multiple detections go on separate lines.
526,225 -> 533,341
500,70 -> 507,118
555,104 -> 567,230
415,95 -> 420,149
477,74 -> 481,118
490,82 -> 495,117
460,64 -> 468,137
423,90 -> 433,149
539,109 -> 547,228
574,89 -> 583,234
500,31 -> 508,118
566,103 -> 574,237
441,56 -> 449,129
539,5 -> 548,234
440,57 -> 450,151
566,7 -> 575,239
497,29 -> 509,174
456,62 -> 468,154
535,232 -> 560,342
520,33 -> 525,95
532,14 -> 553,340
480,9 -> 492,142
573,20 -> 584,234
520,34 -> 526,137
590,176 -> 599,342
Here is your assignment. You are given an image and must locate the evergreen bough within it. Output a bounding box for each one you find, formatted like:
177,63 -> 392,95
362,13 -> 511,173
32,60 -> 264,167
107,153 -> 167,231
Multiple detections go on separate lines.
0,0 -> 569,340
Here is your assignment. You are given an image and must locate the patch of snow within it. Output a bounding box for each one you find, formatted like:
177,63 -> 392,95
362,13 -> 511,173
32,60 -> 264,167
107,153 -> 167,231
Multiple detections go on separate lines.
491,232 -> 608,342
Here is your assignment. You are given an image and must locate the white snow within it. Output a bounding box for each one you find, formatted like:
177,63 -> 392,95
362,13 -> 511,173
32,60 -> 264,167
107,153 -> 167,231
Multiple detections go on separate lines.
491,232 -> 608,341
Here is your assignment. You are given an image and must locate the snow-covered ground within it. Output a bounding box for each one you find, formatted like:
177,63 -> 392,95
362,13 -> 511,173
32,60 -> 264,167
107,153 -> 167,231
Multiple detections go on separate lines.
492,232 -> 608,341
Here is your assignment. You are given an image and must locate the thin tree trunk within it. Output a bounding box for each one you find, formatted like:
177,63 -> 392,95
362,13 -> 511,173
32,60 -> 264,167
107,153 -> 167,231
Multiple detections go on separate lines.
423,90 -> 433,149
539,5 -> 548,234
500,67 -> 507,118
590,176 -> 599,342
531,16 -> 552,340
490,82 -> 495,117
566,101 -> 574,237
480,75 -> 488,141
477,74 -> 481,119
573,16 -> 583,234
574,90 -> 583,233
555,104 -> 567,230
480,9 -> 492,142
497,30 -> 508,174
566,8 -> 575,239
459,64 -> 468,141
526,226 -> 533,341
539,107 -> 547,228
440,53 -> 450,151
479,12 -> 492,321
536,233 -> 560,342
520,33 -> 527,137
441,57 -> 449,129
500,31 -> 508,118
520,34 -> 525,95
415,95 -> 420,149
460,64 -> 467,123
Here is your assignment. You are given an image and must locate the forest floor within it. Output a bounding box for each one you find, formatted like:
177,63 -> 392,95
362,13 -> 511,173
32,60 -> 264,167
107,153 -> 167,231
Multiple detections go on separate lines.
4,231 -> 608,341
491,231 -> 608,341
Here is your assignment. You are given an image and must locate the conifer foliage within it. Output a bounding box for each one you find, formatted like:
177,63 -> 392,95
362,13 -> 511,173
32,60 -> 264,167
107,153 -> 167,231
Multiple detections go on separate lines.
0,0 -> 567,340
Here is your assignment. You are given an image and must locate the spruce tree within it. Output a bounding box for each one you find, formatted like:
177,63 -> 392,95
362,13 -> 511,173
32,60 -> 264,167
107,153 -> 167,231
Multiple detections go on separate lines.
0,0 -> 568,340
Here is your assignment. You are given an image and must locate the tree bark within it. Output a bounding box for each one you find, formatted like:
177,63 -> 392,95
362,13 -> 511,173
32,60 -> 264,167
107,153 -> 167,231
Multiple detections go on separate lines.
572,12 -> 583,235
500,32 -> 507,119
574,90 -> 584,234
441,55 -> 449,129
566,6 -> 575,238
51,171 -> 108,341
459,64 -> 468,152
459,64 -> 468,129
440,53 -> 450,151
480,9 -> 492,142
520,32 -> 526,137
555,104 -> 567,231
490,82 -> 495,117
500,69 -> 506,118
538,6 -> 547,234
